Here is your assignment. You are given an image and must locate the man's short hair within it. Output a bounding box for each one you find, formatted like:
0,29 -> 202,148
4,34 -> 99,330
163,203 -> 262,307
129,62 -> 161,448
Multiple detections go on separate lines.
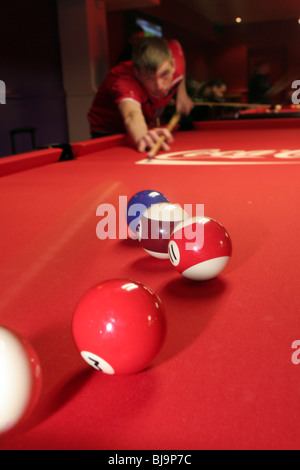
207,79 -> 227,89
132,37 -> 173,73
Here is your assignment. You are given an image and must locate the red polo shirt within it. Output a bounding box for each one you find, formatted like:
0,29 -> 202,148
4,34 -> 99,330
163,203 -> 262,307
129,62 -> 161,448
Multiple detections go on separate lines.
88,40 -> 185,134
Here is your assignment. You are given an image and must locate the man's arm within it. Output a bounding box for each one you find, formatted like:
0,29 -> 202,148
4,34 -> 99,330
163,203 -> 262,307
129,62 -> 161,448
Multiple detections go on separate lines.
118,100 -> 174,152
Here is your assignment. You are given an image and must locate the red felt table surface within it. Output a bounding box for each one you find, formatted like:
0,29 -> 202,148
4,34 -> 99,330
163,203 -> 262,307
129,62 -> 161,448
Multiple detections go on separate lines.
0,120 -> 300,450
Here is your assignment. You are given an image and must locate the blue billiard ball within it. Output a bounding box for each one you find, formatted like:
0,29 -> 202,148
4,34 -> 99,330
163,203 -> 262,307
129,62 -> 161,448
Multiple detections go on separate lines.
127,190 -> 169,237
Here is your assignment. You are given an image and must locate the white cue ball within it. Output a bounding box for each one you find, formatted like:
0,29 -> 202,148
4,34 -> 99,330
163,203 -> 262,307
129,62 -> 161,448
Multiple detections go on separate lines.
0,326 -> 42,434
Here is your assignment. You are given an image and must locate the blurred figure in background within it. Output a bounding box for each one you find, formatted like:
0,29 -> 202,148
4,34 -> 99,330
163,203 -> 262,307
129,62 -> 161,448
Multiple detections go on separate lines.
187,78 -> 227,102
248,61 -> 271,104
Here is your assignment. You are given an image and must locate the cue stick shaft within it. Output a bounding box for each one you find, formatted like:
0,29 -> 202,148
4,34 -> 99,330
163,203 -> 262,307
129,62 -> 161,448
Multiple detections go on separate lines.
193,101 -> 271,109
148,112 -> 181,158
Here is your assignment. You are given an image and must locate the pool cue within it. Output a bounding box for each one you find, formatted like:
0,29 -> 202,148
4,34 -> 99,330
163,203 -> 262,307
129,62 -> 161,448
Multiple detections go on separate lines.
147,112 -> 181,159
193,101 -> 271,109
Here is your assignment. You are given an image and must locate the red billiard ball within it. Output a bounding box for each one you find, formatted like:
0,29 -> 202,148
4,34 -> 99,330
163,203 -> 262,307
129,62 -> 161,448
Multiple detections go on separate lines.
0,326 -> 42,435
138,202 -> 187,259
72,279 -> 166,375
168,216 -> 232,280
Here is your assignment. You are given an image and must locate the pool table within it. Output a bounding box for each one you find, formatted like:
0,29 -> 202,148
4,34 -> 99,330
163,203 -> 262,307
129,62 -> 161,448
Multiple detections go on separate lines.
1,117 -> 300,450
238,103 -> 300,119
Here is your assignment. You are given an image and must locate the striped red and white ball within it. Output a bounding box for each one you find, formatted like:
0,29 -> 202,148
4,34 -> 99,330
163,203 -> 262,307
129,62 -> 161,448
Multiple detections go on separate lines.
138,202 -> 188,259
168,216 -> 232,280
72,279 -> 166,375
0,326 -> 42,435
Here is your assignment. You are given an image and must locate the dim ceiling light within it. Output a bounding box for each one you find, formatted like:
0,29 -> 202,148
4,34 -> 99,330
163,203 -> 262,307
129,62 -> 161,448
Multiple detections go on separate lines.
236,17 -> 242,23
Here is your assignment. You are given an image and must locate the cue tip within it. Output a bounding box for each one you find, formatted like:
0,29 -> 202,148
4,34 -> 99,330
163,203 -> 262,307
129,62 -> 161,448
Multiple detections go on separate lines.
147,152 -> 155,159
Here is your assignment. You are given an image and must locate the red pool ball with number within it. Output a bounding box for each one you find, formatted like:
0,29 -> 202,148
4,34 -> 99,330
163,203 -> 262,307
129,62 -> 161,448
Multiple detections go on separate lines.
138,202 -> 188,259
72,279 -> 167,375
168,216 -> 232,280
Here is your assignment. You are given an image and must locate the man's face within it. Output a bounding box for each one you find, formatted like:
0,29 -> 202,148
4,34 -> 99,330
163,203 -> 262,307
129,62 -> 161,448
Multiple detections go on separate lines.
212,84 -> 227,100
137,60 -> 175,99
